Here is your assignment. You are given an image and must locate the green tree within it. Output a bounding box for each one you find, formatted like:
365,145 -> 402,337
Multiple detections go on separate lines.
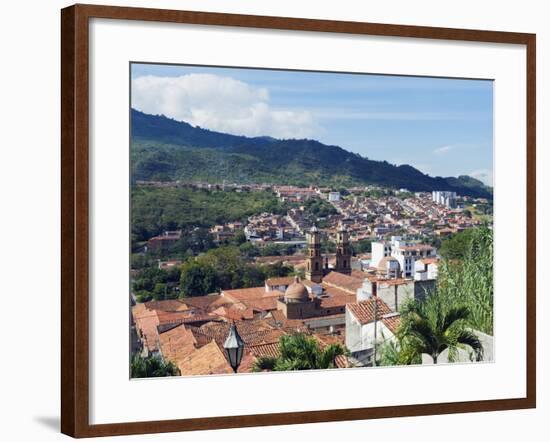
238,241 -> 260,258
377,338 -> 422,366
398,295 -> 484,364
179,261 -> 218,296
352,239 -> 372,254
437,226 -> 493,334
130,353 -> 179,378
439,228 -> 476,260
252,333 -> 347,371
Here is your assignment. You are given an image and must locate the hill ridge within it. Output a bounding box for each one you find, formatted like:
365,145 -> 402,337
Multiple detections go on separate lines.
130,109 -> 492,198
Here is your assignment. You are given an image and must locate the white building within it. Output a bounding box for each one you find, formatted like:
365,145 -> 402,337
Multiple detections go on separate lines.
371,236 -> 437,279
345,297 -> 400,366
432,190 -> 457,208
414,258 -> 439,281
328,191 -> 341,202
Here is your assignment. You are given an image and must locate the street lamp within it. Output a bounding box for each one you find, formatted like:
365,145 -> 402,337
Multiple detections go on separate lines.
223,323 -> 245,373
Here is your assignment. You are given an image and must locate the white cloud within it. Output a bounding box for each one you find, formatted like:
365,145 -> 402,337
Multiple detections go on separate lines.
433,145 -> 455,155
468,169 -> 493,186
131,74 -> 318,139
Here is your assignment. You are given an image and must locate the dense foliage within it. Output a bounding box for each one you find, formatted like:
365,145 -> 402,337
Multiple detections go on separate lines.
131,186 -> 286,243
130,353 -> 179,378
437,226 -> 494,334
439,228 -> 477,260
351,239 -> 372,255
396,295 -> 484,364
133,266 -> 181,302
380,226 -> 493,365
252,333 -> 347,371
297,197 -> 338,220
179,246 -> 294,296
131,109 -> 492,197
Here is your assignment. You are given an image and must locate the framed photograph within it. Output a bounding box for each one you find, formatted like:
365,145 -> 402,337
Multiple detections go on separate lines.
61,4 -> 536,438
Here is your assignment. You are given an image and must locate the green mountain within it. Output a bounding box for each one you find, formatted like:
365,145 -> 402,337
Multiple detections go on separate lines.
131,109 -> 492,198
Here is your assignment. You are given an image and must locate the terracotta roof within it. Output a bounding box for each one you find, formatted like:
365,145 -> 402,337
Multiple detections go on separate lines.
182,295 -> 224,310
222,287 -> 279,302
159,324 -> 197,365
132,302 -> 220,352
177,341 -> 233,376
267,310 -> 307,331
189,320 -> 285,350
346,298 -> 393,325
421,258 -> 439,265
142,299 -> 188,312
132,308 -> 161,352
322,271 -> 364,293
240,297 -> 279,312
317,286 -> 356,309
350,270 -> 370,280
313,334 -> 349,369
265,276 -> 296,286
210,304 -> 255,321
155,310 -> 217,327
248,342 -> 280,359
381,313 -> 401,335
318,283 -> 357,308
334,354 -> 349,369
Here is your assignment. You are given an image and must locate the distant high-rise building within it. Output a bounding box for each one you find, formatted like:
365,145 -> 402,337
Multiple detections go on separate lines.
432,190 -> 457,208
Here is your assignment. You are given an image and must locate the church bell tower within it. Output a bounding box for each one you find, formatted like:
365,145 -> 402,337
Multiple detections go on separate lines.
305,226 -> 324,283
335,222 -> 352,275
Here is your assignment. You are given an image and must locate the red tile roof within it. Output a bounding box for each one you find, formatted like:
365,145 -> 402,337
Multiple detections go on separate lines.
240,297 -> 279,312
159,324 -> 197,365
381,313 -> 401,335
189,319 -> 285,349
322,271 -> 364,293
346,298 -> 393,325
350,270 -> 370,280
177,341 -> 233,376
222,287 -> 279,302
319,284 -> 357,308
181,295 -> 225,310
132,302 -> 220,352
265,276 -> 296,286
142,299 -> 188,312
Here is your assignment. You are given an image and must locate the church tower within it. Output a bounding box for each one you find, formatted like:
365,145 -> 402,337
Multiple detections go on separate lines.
335,222 -> 352,275
305,226 -> 324,283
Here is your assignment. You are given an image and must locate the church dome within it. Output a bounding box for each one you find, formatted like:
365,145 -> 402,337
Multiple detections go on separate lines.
284,276 -> 310,303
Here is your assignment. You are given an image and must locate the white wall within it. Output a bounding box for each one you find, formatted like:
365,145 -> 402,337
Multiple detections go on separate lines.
0,0 -> 547,441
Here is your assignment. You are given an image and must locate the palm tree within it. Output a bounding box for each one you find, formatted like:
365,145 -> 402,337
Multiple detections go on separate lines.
398,295 -> 484,364
253,333 -> 346,371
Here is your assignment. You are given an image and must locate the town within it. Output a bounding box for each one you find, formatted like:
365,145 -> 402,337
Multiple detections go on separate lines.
131,181 -> 493,376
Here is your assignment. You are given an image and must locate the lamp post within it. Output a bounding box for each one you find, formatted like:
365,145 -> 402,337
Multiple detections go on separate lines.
223,323 -> 245,373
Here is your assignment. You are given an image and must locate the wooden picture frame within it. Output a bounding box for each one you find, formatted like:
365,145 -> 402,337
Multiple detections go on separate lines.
61,3 -> 536,437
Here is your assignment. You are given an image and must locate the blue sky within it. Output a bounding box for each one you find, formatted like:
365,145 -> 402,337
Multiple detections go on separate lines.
131,63 -> 493,185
